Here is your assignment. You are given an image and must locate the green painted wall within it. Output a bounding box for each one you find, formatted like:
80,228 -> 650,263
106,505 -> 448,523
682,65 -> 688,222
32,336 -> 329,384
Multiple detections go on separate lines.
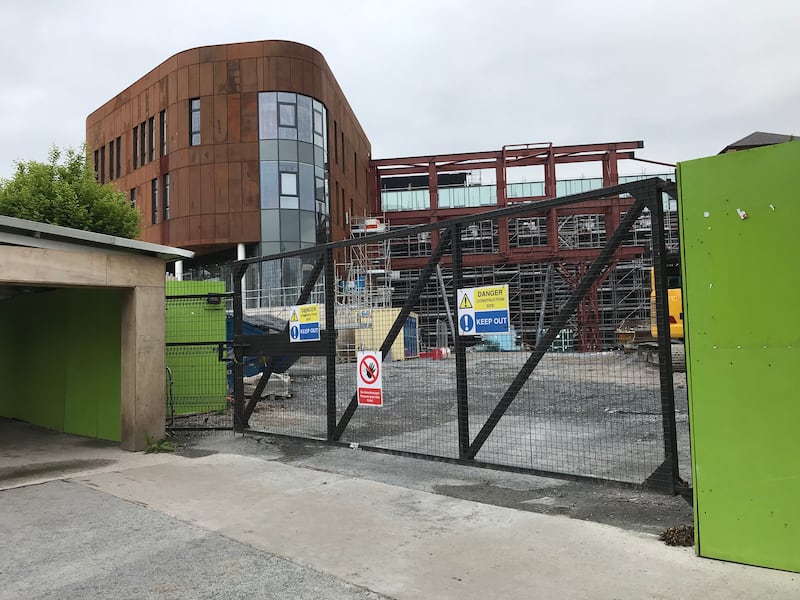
679,141 -> 800,572
0,288 -> 122,441
165,280 -> 228,415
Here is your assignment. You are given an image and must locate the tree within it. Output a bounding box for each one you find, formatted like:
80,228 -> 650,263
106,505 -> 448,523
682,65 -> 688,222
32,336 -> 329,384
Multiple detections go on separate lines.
0,145 -> 141,238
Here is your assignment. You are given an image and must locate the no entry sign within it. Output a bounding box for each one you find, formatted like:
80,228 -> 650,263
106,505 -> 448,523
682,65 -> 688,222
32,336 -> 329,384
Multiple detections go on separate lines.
357,350 -> 383,407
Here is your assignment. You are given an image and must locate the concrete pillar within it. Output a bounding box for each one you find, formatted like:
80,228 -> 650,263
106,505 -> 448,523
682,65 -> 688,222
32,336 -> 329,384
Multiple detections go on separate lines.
120,285 -> 166,451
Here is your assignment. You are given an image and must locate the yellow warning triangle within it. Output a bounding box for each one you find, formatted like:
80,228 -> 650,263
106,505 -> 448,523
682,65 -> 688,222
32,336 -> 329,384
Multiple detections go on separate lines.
290,310 -> 299,322
459,294 -> 473,309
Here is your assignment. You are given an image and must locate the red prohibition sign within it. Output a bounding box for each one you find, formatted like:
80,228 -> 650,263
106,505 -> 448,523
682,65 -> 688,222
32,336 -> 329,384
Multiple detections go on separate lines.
358,355 -> 380,385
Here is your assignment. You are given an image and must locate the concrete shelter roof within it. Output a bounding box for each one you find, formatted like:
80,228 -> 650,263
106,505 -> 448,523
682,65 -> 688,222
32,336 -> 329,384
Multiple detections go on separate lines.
0,215 -> 194,261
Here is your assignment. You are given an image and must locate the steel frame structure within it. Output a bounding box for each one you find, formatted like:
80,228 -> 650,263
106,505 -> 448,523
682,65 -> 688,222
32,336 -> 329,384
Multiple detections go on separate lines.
368,141 -> 659,350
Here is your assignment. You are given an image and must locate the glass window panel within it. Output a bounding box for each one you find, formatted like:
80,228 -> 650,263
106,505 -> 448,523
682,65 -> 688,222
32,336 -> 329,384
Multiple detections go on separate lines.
259,161 -> 279,208
315,176 -> 325,203
278,103 -> 296,127
300,210 -> 316,244
259,140 -> 278,161
322,109 -> 327,150
278,140 -> 298,162
258,92 -> 278,139
312,99 -> 322,112
316,213 -> 329,244
298,141 -> 315,165
191,133 -> 201,146
316,200 -> 327,216
280,196 -> 299,209
313,110 -> 323,135
278,161 -> 298,173
261,209 -> 280,241
280,209 -> 300,242
278,127 -> 297,140
297,95 -> 312,142
314,146 -> 324,167
299,163 -> 314,210
280,172 -> 297,196
281,241 -> 300,252
277,92 -> 296,103
313,133 -> 324,148
260,242 -> 280,256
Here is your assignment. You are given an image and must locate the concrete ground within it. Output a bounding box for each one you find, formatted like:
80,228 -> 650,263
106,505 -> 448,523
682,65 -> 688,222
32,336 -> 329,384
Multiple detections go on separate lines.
1,420 -> 797,599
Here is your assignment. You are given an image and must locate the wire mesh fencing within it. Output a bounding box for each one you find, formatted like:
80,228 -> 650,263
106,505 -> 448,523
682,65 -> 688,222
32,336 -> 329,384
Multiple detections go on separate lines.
165,285 -> 234,430
208,178 -> 686,491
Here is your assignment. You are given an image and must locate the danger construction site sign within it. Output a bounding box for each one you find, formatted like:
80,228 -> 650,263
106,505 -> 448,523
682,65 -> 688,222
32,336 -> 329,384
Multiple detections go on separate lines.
457,284 -> 510,335
288,303 -> 321,342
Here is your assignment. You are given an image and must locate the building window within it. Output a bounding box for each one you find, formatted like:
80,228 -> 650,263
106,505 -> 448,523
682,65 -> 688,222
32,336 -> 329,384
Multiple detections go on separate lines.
99,145 -> 106,184
115,137 -> 121,178
354,152 -> 358,189
280,171 -> 298,196
130,187 -> 136,209
159,110 -> 167,156
333,120 -> 338,164
162,173 -> 170,221
278,102 -> 296,127
148,116 -> 155,162
313,106 -> 324,148
341,131 -> 345,174
108,142 -> 114,181
151,179 -> 158,225
93,149 -> 99,180
140,122 -> 147,166
132,126 -> 138,169
189,98 -> 200,146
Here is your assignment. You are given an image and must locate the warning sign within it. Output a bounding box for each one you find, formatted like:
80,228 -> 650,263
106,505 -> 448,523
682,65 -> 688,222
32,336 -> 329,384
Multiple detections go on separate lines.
357,350 -> 383,406
288,303 -> 321,343
457,284 -> 510,336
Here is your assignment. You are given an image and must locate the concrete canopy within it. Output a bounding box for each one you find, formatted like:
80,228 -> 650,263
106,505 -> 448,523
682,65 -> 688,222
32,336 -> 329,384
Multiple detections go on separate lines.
0,216 -> 194,450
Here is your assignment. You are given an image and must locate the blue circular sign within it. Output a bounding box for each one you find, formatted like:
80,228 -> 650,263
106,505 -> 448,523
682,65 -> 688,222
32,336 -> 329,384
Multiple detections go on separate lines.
459,313 -> 474,333
290,325 -> 299,340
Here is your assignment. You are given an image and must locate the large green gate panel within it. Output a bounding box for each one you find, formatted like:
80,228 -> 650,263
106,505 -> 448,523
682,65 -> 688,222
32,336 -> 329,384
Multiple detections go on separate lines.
679,141 -> 800,572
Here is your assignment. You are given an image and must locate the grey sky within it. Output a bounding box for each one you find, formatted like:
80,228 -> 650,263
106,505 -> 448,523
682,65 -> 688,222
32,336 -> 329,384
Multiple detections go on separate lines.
1,0 -> 797,180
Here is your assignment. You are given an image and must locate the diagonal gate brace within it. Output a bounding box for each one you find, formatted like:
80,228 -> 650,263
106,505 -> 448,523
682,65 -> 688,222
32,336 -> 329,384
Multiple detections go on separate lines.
332,228 -> 453,441
465,195 -> 648,460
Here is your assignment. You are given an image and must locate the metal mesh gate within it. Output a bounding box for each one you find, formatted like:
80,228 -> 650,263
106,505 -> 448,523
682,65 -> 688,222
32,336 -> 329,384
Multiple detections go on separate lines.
192,179 -> 686,492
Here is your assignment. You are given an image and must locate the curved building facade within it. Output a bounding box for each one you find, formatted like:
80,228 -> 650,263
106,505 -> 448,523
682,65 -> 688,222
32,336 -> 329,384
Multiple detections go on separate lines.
86,40 -> 371,272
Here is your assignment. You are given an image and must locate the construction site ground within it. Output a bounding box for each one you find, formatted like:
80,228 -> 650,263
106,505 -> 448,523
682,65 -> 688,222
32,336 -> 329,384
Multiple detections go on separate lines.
234,349 -> 691,490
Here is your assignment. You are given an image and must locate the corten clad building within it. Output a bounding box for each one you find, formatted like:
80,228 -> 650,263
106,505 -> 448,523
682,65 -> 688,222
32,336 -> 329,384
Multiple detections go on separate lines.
86,40 -> 371,276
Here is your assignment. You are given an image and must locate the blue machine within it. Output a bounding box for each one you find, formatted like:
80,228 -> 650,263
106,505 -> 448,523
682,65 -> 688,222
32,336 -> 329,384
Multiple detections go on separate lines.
225,313 -> 299,389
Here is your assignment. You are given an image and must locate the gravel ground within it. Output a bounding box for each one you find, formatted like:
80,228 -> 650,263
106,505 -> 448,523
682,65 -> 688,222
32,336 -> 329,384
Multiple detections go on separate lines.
233,350 -> 692,487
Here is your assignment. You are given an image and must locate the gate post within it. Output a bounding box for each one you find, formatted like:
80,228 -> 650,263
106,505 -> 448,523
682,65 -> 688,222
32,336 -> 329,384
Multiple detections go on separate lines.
649,180 -> 681,492
232,264 -> 246,432
325,248 -> 337,440
451,224 -> 471,459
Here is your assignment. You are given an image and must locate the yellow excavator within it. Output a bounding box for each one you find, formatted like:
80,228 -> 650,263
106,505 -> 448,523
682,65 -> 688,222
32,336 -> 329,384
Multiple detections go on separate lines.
649,252 -> 685,371
650,252 -> 683,339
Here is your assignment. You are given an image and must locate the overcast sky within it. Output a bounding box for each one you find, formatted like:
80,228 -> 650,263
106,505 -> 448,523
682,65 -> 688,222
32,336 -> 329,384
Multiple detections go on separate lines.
1,0 -> 797,180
